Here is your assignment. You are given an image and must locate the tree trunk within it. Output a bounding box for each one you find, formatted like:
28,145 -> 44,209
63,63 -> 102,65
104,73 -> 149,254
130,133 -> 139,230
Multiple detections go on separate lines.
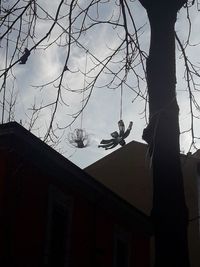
140,2 -> 190,267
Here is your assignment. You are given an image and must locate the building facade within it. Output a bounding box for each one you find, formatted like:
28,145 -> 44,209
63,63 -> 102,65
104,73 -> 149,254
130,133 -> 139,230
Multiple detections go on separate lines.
85,140 -> 200,267
0,122 -> 152,267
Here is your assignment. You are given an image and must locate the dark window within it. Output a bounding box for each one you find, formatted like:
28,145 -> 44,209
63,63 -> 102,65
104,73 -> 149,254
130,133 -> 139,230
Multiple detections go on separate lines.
44,186 -> 73,267
113,228 -> 130,267
115,239 -> 129,267
49,203 -> 68,267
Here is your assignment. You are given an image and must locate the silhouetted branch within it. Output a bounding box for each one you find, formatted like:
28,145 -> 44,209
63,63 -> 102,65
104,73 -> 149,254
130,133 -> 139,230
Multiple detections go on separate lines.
0,0 -> 199,152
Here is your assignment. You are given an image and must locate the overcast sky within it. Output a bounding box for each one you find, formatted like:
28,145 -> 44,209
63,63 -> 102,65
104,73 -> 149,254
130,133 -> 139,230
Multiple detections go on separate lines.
1,1 -> 200,169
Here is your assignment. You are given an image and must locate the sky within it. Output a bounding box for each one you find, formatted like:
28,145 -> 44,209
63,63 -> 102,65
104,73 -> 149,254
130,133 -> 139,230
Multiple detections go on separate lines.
1,0 -> 200,169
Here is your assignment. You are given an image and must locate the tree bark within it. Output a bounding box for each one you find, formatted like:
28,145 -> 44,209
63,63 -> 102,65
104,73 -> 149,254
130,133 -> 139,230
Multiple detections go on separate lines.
140,2 -> 190,267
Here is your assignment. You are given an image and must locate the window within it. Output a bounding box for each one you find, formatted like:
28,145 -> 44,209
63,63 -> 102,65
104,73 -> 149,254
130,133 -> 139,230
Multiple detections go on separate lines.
44,186 -> 73,267
113,227 -> 131,267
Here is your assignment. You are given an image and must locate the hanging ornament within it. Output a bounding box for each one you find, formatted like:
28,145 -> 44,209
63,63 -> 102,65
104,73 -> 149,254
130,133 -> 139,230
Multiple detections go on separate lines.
68,128 -> 90,148
99,84 -> 133,150
68,51 -> 90,148
19,48 -> 30,64
98,120 -> 133,150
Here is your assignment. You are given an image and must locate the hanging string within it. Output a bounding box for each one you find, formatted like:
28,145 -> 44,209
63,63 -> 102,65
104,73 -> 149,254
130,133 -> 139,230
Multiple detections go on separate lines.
120,83 -> 123,120
67,51 -> 90,149
1,13 -> 9,124
80,51 -> 88,129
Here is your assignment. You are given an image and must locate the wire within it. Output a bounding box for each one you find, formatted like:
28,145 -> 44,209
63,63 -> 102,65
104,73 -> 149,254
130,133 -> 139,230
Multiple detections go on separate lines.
80,50 -> 88,129
120,84 -> 123,120
1,12 -> 9,124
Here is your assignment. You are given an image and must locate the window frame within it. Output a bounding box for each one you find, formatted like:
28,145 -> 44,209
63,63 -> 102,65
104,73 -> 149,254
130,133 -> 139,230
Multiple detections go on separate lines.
113,225 -> 131,267
44,185 -> 73,267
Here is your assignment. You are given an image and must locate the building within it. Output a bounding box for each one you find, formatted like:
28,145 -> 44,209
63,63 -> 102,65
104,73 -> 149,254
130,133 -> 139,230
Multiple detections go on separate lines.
0,122 -> 152,267
85,140 -> 200,267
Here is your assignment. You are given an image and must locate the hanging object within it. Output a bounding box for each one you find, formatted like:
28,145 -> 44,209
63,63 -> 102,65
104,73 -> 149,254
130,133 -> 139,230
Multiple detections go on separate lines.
68,128 -> 90,148
99,84 -> 133,150
19,48 -> 30,64
68,51 -> 90,148
98,120 -> 133,150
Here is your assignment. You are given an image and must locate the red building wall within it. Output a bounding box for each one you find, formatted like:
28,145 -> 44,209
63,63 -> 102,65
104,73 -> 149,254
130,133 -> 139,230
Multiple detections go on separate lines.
0,137 -> 151,267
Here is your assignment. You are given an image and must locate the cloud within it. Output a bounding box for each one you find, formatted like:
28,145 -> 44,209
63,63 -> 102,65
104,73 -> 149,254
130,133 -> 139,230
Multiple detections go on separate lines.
2,1 -> 200,168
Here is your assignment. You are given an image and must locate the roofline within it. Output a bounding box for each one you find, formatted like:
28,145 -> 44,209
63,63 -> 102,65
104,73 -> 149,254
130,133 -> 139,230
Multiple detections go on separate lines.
0,122 -> 153,234
85,139 -> 148,171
